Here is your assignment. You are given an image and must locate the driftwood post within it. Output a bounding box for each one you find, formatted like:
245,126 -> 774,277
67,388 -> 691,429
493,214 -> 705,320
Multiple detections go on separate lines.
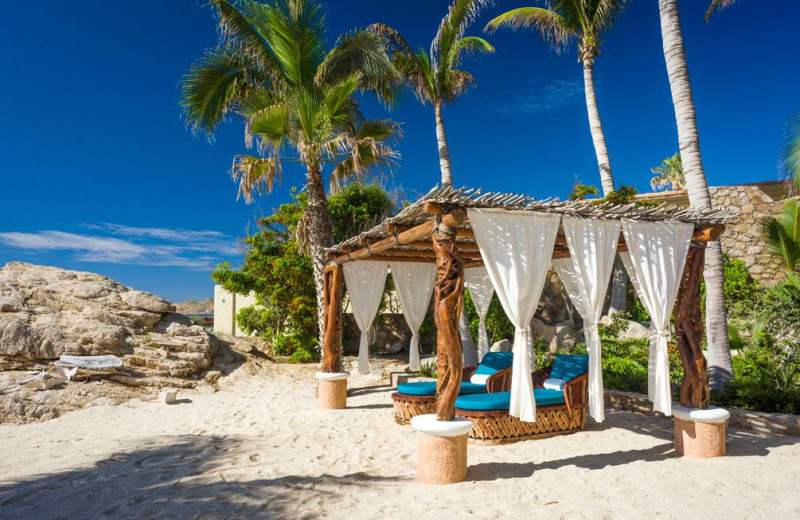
432,217 -> 464,421
321,264 -> 343,373
674,241 -> 710,409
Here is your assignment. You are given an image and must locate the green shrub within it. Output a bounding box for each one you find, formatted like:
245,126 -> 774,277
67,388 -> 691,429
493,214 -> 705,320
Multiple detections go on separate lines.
712,341 -> 800,414
213,184 -> 395,360
289,347 -> 318,364
464,289 -> 515,346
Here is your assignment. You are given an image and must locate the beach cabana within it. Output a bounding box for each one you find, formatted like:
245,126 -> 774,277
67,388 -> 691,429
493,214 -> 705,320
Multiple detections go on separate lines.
317,186 -> 732,484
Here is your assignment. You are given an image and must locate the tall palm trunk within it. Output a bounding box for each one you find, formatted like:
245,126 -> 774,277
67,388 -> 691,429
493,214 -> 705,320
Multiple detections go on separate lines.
583,53 -> 626,315
434,102 -> 454,188
582,55 -> 615,196
305,164 -> 336,344
433,102 -> 478,362
658,0 -> 733,388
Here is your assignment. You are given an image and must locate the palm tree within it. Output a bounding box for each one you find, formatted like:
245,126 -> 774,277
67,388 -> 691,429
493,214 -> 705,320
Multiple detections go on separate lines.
369,0 -> 495,187
486,0 -> 628,196
370,1 -> 494,364
657,0 -> 733,388
181,0 -> 399,335
650,152 -> 685,191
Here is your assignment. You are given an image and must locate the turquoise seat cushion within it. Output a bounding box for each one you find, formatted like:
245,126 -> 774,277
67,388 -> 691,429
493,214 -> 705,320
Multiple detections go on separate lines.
396,381 -> 487,397
473,351 -> 514,376
549,355 -> 589,382
455,389 -> 565,411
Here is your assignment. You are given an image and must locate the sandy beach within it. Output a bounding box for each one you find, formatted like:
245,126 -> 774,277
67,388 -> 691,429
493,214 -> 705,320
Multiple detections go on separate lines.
1,364 -> 798,520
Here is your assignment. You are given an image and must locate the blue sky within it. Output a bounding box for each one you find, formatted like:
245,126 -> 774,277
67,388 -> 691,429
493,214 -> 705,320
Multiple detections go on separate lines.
1,0 -> 797,302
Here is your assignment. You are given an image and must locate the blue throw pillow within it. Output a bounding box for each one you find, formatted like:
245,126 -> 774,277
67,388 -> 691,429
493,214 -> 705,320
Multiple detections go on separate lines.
474,351 -> 513,376
549,355 -> 589,382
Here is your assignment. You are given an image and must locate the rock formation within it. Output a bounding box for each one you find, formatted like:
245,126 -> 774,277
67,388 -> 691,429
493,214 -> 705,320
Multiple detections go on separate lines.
0,263 -> 212,385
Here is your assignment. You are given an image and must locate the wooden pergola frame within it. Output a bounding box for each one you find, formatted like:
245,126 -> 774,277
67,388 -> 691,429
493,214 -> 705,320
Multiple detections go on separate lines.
320,187 -> 729,421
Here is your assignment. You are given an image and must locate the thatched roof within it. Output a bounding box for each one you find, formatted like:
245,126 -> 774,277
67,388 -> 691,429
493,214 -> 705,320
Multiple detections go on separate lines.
327,186 -> 733,266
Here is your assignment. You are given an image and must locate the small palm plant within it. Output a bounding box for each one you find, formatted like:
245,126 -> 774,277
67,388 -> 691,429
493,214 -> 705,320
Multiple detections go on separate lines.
369,0 -> 495,187
650,152 -> 685,191
181,0 -> 400,326
486,0 -> 628,197
763,200 -> 800,274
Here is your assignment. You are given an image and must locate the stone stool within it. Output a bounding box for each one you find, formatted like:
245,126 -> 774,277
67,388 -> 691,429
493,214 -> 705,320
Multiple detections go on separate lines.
672,405 -> 730,458
410,414 -> 473,485
316,372 -> 350,409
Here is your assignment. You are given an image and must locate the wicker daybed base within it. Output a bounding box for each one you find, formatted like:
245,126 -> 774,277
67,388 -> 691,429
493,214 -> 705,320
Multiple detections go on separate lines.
392,363 -> 512,425
457,403 -> 587,445
456,366 -> 589,445
392,393 -> 438,425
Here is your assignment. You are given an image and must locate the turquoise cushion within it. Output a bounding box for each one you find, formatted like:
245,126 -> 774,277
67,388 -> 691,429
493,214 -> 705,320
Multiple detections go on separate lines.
455,389 -> 565,411
549,355 -> 589,382
396,381 -> 487,397
474,351 -> 513,376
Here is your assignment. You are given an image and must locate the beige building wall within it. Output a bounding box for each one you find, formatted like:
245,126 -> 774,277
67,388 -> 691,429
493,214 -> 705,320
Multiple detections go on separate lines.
213,285 -> 257,337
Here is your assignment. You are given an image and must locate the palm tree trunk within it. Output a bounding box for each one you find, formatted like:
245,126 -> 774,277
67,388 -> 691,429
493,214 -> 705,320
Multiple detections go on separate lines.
305,164 -> 336,347
434,102 -> 454,188
582,56 -> 615,196
433,102 -> 477,359
658,0 -> 733,389
583,54 -> 626,314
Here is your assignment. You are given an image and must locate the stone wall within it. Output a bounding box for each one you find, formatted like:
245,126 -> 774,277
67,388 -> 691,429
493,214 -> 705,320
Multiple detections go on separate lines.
605,389 -> 800,438
709,185 -> 789,285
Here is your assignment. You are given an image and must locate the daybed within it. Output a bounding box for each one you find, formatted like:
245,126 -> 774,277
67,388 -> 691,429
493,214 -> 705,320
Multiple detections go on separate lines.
391,352 -> 513,424
454,354 -> 589,445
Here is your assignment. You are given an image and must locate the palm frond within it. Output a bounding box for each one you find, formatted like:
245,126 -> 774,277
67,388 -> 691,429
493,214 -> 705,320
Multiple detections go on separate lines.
316,30 -> 397,103
231,154 -> 283,203
433,0 -> 495,65
780,112 -> 800,192
485,7 -> 574,51
329,119 -> 401,191
323,73 -> 362,126
250,0 -> 327,87
762,205 -> 800,273
249,103 -> 291,151
441,69 -> 476,102
210,0 -> 285,83
368,24 -> 434,103
705,0 -> 740,22
448,36 -> 495,68
432,0 -> 495,96
180,44 -> 255,135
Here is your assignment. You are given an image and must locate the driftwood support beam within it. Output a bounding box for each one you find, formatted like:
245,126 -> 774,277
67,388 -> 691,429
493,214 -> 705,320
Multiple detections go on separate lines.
321,264 -> 344,373
674,241 -> 710,408
433,217 -> 464,422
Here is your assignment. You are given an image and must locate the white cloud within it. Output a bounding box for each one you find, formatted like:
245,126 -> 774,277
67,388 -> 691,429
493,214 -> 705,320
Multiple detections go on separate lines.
0,225 -> 240,271
496,78 -> 584,115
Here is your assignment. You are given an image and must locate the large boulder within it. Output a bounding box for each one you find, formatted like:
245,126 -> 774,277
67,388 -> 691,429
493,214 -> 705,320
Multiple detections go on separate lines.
490,339 -> 512,353
0,263 -> 212,383
548,321 -> 584,353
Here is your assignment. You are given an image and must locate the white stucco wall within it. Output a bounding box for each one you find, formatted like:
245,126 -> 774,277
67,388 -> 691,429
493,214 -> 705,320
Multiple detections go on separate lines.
213,285 -> 257,337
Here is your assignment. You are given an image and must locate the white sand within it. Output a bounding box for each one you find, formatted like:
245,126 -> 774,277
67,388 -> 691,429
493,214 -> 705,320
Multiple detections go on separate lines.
1,364 -> 799,519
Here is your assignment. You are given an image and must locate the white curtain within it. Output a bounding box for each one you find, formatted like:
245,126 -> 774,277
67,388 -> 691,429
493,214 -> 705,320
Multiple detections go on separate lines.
552,217 -> 620,423
465,266 -> 495,361
390,262 -> 436,372
621,221 -> 693,416
343,261 -> 388,374
469,209 -> 561,422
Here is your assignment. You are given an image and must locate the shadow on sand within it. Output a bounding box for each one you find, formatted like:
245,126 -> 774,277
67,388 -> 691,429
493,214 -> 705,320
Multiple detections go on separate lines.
0,435 -> 404,520
467,410 -> 800,482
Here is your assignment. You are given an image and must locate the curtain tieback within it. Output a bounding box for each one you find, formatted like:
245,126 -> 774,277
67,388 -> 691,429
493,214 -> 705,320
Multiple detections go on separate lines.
651,328 -> 672,340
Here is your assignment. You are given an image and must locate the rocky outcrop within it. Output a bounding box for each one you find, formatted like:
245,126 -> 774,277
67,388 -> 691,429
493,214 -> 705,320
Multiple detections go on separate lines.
0,263 -> 212,384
